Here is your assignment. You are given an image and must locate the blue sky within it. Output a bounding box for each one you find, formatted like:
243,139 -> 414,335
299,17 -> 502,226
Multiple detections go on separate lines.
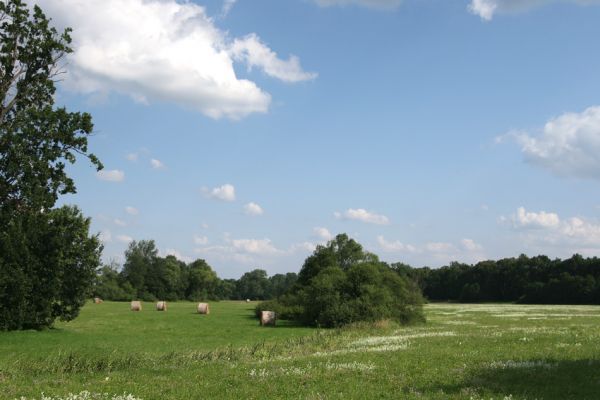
45,0 -> 600,278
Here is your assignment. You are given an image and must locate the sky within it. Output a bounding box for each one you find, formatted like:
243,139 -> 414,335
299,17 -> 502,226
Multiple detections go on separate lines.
42,0 -> 600,278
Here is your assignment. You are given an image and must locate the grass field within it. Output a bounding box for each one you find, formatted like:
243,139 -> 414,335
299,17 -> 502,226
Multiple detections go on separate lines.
2,301 -> 600,399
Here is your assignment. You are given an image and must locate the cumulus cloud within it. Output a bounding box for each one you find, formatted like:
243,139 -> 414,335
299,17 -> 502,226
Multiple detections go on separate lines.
150,158 -> 165,169
376,235 -> 485,264
314,0 -> 403,9
377,235 -> 417,253
116,235 -> 133,243
468,0 -> 600,20
36,0 -> 315,119
461,238 -> 484,252
244,202 -> 264,216
194,237 -> 283,265
291,241 -> 318,253
114,218 -> 127,227
508,207 -> 561,229
335,208 -> 390,225
164,248 -> 192,263
503,106 -> 600,180
125,206 -> 139,215
204,184 -> 236,202
232,238 -> 281,255
96,169 -> 125,182
314,227 -> 333,241
501,207 -> 600,249
500,207 -> 600,255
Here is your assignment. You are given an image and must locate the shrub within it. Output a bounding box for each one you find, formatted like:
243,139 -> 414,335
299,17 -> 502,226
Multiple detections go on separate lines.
268,234 -> 425,328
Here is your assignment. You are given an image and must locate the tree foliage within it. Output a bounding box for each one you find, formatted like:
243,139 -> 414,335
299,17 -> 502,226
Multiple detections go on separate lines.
406,254 -> 600,304
0,0 -> 102,330
258,234 -> 425,328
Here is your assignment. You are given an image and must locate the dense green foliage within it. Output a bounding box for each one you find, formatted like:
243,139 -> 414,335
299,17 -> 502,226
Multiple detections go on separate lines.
94,240 -> 298,302
0,0 -> 102,330
402,254 -> 600,304
3,301 -> 600,399
258,234 -> 425,327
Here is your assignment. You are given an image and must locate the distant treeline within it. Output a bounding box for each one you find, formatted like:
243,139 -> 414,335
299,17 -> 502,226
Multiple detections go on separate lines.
96,240 -> 600,306
94,240 -> 297,302
396,254 -> 600,304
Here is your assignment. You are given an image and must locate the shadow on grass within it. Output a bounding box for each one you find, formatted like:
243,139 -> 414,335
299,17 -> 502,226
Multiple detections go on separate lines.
429,359 -> 600,400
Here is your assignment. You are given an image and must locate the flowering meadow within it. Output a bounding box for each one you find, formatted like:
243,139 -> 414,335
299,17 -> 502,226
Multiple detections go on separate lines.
1,301 -> 599,399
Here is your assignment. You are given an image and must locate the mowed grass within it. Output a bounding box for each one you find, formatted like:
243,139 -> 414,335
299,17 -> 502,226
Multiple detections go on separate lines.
2,302 -> 600,399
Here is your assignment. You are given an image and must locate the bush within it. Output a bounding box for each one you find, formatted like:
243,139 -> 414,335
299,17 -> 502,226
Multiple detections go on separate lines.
254,298 -> 303,320
269,234 -> 425,328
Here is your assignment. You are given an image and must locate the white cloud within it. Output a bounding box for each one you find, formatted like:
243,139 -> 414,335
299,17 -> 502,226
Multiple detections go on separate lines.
314,0 -> 403,9
37,0 -> 314,119
193,235 -> 209,245
98,230 -> 112,243
461,238 -> 483,252
204,184 -> 236,202
335,208 -> 390,225
96,169 -> 125,182
314,227 -> 333,241
244,202 -> 264,216
377,235 -> 417,253
291,241 -> 318,253
376,235 -> 485,264
116,235 -> 133,243
193,237 -> 283,265
504,106 -> 600,180
164,248 -> 192,263
150,158 -> 165,169
114,218 -> 127,227
230,34 -> 317,83
468,0 -> 600,20
509,207 -> 561,229
232,238 -> 281,255
126,153 -> 138,162
125,206 -> 139,215
221,0 -> 237,17
424,242 -> 456,253
502,207 -> 600,247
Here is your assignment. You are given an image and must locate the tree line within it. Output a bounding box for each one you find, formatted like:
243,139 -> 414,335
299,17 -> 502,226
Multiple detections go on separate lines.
94,240 -> 299,302
397,254 -> 600,304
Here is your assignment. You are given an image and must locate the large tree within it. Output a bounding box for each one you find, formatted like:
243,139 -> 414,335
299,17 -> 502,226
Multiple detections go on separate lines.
0,0 -> 102,330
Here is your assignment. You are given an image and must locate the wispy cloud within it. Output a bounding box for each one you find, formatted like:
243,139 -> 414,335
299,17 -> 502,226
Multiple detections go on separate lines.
97,169 -> 125,182
335,208 -> 390,225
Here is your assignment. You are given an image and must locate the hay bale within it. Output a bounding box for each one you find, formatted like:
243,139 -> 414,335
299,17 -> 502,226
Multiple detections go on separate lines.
246,299 -> 250,303
156,301 -> 167,311
197,302 -> 210,315
130,301 -> 142,311
93,297 -> 103,304
260,310 -> 276,326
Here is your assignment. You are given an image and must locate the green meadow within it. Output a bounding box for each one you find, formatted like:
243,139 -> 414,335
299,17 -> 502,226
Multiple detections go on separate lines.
2,302 -> 600,400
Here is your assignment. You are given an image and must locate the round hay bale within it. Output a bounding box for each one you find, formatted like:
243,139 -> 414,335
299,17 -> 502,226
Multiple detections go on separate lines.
93,297 -> 103,304
130,301 -> 142,311
197,302 -> 210,315
260,310 -> 276,326
246,299 -> 250,303
156,301 -> 167,311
